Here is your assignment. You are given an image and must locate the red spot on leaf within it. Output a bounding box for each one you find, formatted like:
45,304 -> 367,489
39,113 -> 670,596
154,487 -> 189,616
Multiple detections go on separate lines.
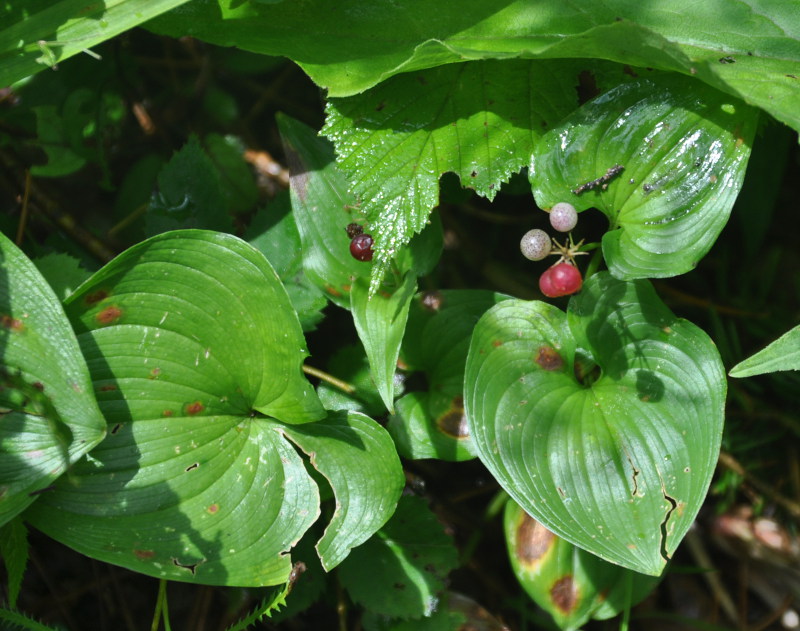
550,575 -> 579,613
133,549 -> 155,560
149,367 -> 161,379
207,503 -> 219,514
535,346 -> 564,371
1,314 -> 24,332
185,401 -> 204,415
84,289 -> 109,305
96,305 -> 123,325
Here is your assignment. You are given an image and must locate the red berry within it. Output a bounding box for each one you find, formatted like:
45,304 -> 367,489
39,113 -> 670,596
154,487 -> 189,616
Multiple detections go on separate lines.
350,233 -> 374,261
539,262 -> 582,297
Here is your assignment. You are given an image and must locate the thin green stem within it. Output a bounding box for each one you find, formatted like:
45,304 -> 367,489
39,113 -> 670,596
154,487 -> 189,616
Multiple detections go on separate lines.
619,571 -> 632,631
303,365 -> 356,394
583,246 -> 604,281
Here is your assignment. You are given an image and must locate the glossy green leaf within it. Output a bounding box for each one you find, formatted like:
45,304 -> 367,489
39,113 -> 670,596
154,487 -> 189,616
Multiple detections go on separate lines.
280,411 -> 404,571
729,325 -> 800,378
389,290 -> 509,461
277,114 -> 368,307
0,0 -> 192,87
531,75 -> 758,279
0,232 -> 106,526
465,273 -> 725,575
505,500 -> 659,630
24,230 -> 333,586
338,495 -> 459,619
351,273 -> 417,413
322,59 -> 580,289
148,0 -> 800,134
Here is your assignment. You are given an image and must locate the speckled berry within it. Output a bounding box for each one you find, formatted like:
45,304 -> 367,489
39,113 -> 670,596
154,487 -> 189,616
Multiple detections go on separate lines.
520,229 -> 552,261
549,202 -> 578,232
350,233 -> 374,262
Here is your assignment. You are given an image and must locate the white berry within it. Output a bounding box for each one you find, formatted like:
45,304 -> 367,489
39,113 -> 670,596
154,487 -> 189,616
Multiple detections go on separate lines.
549,202 -> 578,232
520,229 -> 552,261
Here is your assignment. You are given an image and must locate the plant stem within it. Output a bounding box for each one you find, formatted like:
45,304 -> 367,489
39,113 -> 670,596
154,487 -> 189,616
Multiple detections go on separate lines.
619,571 -> 632,631
302,365 -> 356,394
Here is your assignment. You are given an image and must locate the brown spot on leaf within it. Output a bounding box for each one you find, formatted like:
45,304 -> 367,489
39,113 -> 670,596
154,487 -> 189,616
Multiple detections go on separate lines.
99,384 -> 117,391
535,346 -> 564,371
437,397 -> 469,439
1,314 -> 24,332
491,340 -> 503,348
375,101 -> 386,111
185,401 -> 204,415
134,549 -> 156,560
550,575 -> 579,613
163,409 -> 174,417
622,65 -> 638,77
515,512 -> 556,567
84,289 -> 109,305
110,423 -> 122,434
96,305 -> 123,325
149,367 -> 161,379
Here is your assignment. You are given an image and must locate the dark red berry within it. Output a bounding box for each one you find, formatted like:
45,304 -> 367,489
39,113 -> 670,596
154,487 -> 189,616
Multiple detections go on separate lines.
539,262 -> 582,297
346,223 -> 364,239
350,233 -> 374,261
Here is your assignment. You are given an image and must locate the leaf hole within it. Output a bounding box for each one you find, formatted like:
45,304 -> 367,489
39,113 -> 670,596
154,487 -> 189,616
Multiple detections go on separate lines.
659,491 -> 678,562
171,557 -> 204,575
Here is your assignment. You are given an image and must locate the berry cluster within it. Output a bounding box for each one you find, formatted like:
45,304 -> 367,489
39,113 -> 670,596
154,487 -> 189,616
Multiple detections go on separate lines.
520,202 -> 585,298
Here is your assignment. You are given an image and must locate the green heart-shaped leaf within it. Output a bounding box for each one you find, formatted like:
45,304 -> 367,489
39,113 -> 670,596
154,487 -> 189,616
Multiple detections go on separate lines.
24,231 -> 374,586
465,273 -> 725,575
0,232 -> 106,526
531,74 -> 758,279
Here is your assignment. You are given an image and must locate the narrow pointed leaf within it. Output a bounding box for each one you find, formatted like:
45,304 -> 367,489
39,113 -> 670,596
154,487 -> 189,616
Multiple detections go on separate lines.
0,232 -> 105,526
0,0 -> 193,88
531,75 -> 758,279
729,325 -> 800,378
25,230 -> 326,586
277,114 -> 367,307
465,273 -> 725,575
280,411 -> 404,571
350,272 -> 417,412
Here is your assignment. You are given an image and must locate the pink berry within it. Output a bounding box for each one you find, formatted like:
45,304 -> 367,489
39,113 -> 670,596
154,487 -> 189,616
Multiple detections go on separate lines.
539,262 -> 582,297
549,202 -> 578,232
520,229 -> 552,261
350,233 -> 374,261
